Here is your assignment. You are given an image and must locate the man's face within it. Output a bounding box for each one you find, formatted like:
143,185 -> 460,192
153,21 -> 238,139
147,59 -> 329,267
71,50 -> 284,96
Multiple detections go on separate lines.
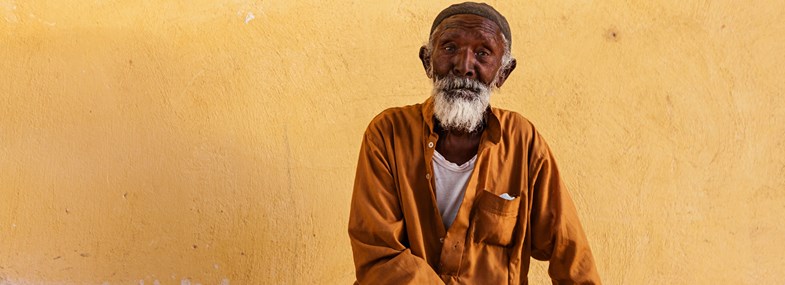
421,13 -> 512,133
428,14 -> 507,87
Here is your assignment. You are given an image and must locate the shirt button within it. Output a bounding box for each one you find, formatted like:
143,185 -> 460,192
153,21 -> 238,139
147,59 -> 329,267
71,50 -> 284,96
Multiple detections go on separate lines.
426,173 -> 431,180
439,237 -> 444,243
428,142 -> 434,148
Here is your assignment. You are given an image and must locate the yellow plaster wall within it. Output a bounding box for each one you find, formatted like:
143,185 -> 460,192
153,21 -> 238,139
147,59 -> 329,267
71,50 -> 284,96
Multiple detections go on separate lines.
1,1 -> 784,284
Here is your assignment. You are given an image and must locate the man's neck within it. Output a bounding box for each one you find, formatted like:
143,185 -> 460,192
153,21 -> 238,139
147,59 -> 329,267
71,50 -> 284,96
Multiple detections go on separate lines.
434,123 -> 483,165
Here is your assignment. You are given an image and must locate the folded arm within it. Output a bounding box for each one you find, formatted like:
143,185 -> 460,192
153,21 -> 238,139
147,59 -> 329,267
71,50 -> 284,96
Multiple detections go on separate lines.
528,139 -> 601,285
348,130 -> 445,285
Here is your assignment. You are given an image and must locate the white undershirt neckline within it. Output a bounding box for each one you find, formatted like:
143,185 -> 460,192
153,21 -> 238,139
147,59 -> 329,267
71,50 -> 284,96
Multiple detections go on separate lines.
432,150 -> 477,229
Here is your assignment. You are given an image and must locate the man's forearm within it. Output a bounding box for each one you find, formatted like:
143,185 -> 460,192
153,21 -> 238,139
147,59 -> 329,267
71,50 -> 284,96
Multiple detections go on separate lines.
349,234 -> 445,285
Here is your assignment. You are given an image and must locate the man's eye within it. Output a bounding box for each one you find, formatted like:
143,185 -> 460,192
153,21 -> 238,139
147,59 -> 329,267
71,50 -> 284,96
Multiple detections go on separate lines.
444,46 -> 455,52
476,51 -> 489,57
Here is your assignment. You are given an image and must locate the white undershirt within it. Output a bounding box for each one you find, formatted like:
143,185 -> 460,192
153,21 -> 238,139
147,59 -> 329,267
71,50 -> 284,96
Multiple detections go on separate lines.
432,150 -> 477,229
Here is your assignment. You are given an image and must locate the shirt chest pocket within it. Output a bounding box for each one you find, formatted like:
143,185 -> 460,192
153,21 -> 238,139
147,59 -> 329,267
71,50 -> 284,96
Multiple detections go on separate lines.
471,189 -> 521,247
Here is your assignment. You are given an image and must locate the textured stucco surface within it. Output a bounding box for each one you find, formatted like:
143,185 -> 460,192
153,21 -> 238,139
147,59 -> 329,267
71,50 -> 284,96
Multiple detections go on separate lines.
1,1 -> 784,284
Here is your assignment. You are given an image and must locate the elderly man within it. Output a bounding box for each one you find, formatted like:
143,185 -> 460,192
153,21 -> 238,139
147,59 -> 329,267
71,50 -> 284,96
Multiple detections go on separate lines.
348,2 -> 600,284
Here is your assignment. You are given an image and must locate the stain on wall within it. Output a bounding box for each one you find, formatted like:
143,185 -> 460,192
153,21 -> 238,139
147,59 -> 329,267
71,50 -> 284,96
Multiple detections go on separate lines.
1,1 -> 784,284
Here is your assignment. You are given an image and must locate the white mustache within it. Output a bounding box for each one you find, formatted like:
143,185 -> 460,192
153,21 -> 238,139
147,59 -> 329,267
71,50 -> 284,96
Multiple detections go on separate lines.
434,77 -> 490,95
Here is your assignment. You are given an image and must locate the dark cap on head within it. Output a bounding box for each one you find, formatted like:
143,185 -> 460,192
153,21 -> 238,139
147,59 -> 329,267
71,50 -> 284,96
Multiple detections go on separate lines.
429,2 -> 511,48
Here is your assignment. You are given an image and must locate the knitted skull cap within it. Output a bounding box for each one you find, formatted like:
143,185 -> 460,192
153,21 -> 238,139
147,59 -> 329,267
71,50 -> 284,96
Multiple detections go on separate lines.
429,2 -> 511,49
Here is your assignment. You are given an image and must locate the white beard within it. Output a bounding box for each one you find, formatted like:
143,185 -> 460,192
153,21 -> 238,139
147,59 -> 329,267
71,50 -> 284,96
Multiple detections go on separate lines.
432,77 -> 492,133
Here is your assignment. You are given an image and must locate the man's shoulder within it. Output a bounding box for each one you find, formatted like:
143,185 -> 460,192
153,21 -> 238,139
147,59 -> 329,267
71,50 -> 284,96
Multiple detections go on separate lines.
491,107 -> 554,157
491,106 -> 537,135
365,103 -> 424,133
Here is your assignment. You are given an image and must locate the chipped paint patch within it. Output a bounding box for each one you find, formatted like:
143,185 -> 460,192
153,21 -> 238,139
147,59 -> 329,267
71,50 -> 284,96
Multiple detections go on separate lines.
244,12 -> 254,24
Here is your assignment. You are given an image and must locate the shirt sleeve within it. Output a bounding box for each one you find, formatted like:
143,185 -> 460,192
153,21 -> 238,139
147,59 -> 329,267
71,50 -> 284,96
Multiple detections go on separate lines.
528,137 -> 602,285
348,128 -> 445,285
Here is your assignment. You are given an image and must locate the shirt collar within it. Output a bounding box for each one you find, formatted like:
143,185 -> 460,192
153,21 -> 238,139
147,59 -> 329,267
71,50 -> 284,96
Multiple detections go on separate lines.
422,96 -> 502,145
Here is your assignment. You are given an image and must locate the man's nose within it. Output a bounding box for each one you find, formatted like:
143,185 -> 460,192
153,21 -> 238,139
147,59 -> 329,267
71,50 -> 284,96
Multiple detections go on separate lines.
452,49 -> 475,78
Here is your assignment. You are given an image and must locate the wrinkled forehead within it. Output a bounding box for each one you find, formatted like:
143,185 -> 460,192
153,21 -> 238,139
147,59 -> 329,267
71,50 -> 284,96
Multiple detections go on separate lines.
432,14 -> 504,43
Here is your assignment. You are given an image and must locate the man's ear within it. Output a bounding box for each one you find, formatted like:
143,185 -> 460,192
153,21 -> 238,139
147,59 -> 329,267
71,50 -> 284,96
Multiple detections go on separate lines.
495,58 -> 517,88
419,46 -> 432,78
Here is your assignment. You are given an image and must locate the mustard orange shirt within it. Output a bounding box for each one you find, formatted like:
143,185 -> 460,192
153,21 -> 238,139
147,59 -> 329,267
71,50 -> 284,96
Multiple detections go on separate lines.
349,97 -> 601,284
